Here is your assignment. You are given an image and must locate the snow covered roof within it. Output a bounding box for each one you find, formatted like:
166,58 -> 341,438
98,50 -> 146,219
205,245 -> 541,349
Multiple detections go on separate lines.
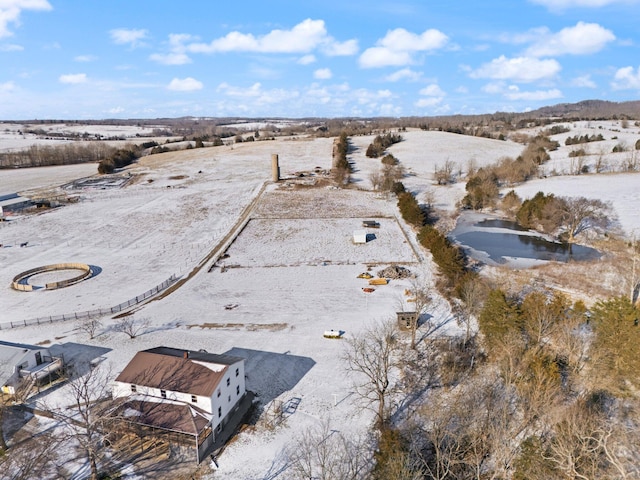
0,341 -> 49,383
115,347 -> 243,397
116,399 -> 211,437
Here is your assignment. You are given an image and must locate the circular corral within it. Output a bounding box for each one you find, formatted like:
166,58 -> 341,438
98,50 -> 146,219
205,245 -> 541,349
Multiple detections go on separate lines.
11,263 -> 94,291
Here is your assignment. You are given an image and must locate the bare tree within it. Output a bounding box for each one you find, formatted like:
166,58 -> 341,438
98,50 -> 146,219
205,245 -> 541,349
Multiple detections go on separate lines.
77,316 -> 103,340
0,393 -> 8,454
285,421 -> 371,480
0,429 -> 64,480
114,315 -> 149,339
556,196 -> 612,242
344,320 -> 400,430
433,160 -> 455,185
457,277 -> 487,344
51,361 -> 115,480
369,170 -> 382,191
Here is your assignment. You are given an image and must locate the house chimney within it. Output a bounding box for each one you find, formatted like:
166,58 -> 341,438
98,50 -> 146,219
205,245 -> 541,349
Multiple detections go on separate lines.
183,351 -> 188,359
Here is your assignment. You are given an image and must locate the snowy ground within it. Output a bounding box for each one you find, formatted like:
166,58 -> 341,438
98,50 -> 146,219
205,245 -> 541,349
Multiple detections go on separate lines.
1,126 -> 640,478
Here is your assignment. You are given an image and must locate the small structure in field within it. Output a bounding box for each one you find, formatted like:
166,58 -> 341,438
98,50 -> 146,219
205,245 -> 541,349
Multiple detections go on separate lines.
323,329 -> 344,339
396,312 -> 419,331
353,230 -> 367,244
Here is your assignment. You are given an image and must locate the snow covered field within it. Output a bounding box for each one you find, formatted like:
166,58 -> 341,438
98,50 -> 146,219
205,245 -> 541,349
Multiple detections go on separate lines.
1,125 -> 640,478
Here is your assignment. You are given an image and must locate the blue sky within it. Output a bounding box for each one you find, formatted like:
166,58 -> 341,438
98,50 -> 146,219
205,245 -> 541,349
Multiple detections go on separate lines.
1,0 -> 639,119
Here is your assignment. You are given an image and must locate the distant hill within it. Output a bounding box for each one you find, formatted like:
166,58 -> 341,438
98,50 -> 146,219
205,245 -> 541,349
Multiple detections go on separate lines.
526,99 -> 640,119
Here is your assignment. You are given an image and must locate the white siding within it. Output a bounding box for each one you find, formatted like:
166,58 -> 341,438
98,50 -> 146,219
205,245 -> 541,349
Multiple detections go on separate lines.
112,358 -> 246,423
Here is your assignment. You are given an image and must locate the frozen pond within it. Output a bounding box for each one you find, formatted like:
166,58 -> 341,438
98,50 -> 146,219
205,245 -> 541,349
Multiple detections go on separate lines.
450,213 -> 601,267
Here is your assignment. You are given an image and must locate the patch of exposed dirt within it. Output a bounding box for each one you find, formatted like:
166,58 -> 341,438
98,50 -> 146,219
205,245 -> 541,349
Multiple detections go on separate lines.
187,322 -> 289,331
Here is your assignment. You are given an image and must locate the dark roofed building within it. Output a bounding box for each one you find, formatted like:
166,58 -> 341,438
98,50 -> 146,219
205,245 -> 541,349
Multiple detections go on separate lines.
112,346 -> 247,462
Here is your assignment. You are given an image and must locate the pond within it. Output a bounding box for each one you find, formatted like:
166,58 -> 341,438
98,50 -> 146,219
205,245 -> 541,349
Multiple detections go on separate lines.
449,213 -> 601,267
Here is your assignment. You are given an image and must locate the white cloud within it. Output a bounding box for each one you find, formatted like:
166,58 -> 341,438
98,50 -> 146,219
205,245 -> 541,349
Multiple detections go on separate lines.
504,86 -> 563,100
419,84 -> 445,97
530,0 -> 640,10
150,33 -> 194,65
471,55 -> 561,82
571,74 -> 597,88
313,68 -> 332,80
482,82 -> 507,94
217,82 -> 263,97
359,48 -> 412,68
322,39 -> 358,56
611,66 -> 640,89
167,77 -> 203,92
150,52 -> 192,65
187,19 -> 356,56
526,22 -> 615,56
216,82 -> 300,107
384,68 -> 422,82
416,97 -> 443,107
59,73 -> 87,84
0,0 -> 51,38
298,54 -> 316,65
416,83 -> 445,108
110,28 -> 148,48
74,54 -> 96,62
359,28 -> 448,68
0,43 -> 22,51
0,80 -> 16,91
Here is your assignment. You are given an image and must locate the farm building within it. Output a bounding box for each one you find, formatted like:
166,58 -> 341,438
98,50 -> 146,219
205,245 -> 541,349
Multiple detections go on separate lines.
353,230 -> 367,244
0,193 -> 34,216
396,311 -> 419,331
0,340 -> 64,398
111,346 -> 250,463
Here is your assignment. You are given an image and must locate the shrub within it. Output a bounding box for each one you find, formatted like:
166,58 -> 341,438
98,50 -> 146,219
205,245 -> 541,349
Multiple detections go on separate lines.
365,133 -> 403,158
612,142 -> 627,153
462,168 -> 499,210
391,181 -> 405,195
397,192 -> 425,227
568,148 -> 586,158
515,191 -> 559,232
417,225 -> 467,289
381,154 -> 398,166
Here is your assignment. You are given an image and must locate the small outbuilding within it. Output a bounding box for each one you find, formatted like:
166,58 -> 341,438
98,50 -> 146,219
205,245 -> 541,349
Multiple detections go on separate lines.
353,230 -> 367,244
396,312 -> 419,331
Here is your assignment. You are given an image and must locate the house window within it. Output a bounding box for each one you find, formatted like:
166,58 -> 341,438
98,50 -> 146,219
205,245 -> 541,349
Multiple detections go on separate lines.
228,395 -> 231,403
191,395 -> 197,403
226,378 -> 230,387
235,368 -> 239,377
218,406 -> 222,418
217,389 -> 221,397
236,385 -> 240,395
130,385 -> 137,393
161,390 -> 167,399
216,423 -> 222,433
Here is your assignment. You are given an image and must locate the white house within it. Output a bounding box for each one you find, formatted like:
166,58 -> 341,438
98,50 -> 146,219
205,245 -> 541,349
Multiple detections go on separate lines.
353,230 -> 367,244
0,341 -> 64,397
112,346 -> 246,462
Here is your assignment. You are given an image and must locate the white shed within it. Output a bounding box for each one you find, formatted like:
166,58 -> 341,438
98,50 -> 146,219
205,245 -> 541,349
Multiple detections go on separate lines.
353,230 -> 367,244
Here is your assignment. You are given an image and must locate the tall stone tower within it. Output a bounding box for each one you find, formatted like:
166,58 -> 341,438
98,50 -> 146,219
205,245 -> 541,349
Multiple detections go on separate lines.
271,154 -> 280,182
